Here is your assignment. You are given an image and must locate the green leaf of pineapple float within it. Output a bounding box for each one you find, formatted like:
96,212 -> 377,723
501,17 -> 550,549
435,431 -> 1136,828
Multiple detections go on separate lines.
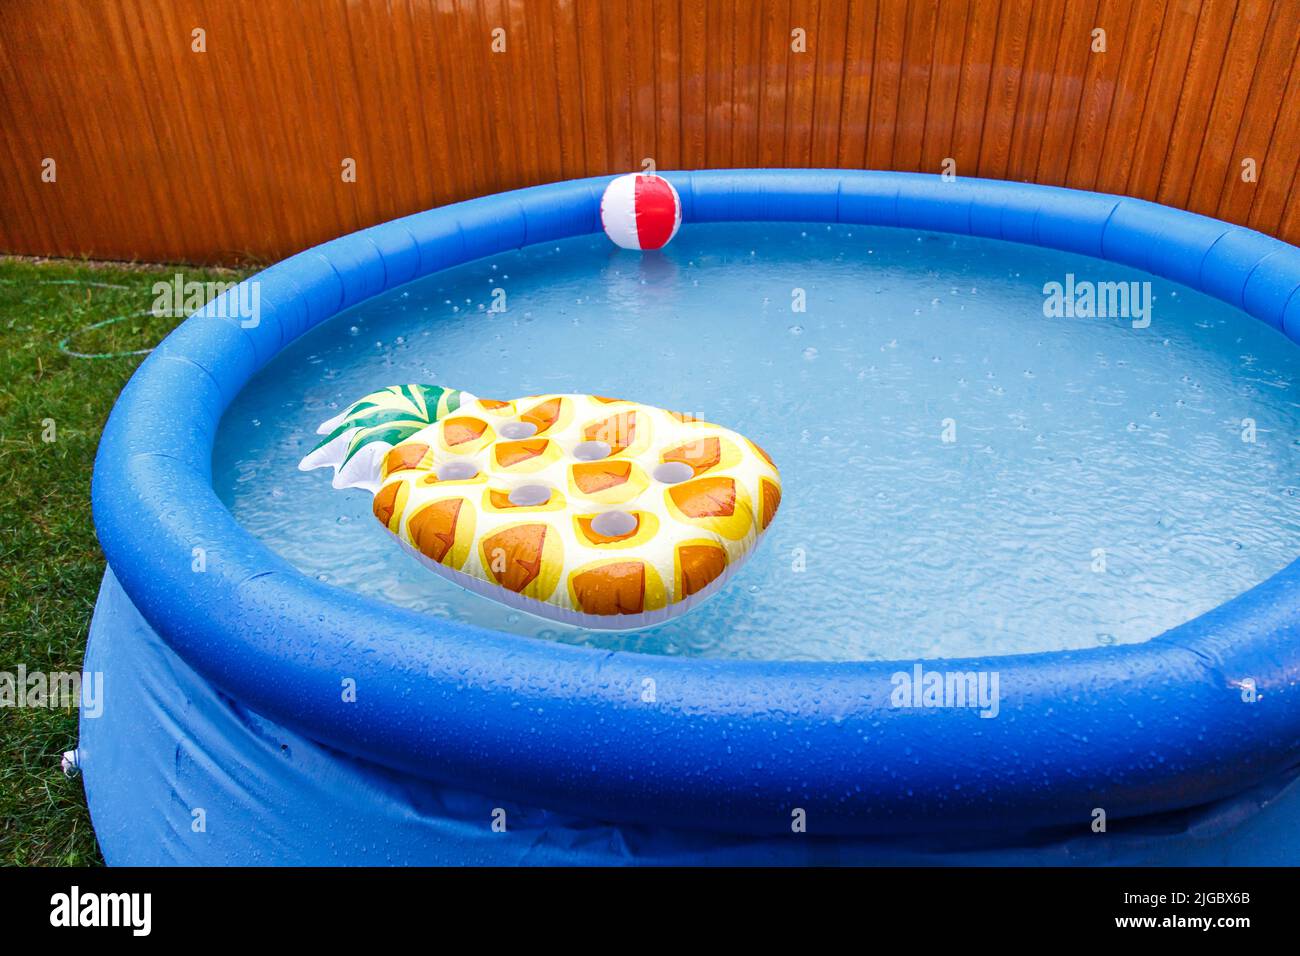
300,384 -> 465,492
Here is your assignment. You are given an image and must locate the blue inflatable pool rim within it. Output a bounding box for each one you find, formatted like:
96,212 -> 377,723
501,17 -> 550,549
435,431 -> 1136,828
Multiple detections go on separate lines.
91,170 -> 1300,837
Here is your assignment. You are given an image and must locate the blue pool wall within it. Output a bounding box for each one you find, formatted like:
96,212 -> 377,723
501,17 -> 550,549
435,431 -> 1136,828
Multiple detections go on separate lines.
90,170 -> 1300,839
81,567 -> 1300,865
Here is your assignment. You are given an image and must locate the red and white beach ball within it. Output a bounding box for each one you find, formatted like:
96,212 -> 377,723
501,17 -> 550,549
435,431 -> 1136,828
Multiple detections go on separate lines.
600,173 -> 682,251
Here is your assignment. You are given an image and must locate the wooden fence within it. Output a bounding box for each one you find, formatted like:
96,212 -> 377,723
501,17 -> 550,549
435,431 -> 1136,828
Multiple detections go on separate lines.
1,0 -> 1297,263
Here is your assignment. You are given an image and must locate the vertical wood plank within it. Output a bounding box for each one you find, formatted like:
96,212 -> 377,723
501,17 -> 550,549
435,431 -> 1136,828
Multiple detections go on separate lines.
731,0 -> 766,167
1005,0 -> 1067,183
1091,0 -> 1169,195
600,0 -> 636,172
1029,0 -> 1102,187
1156,0 -> 1243,210
545,0 -> 588,179
705,0 -> 737,166
574,0 -> 610,175
865,0 -> 907,170
785,0 -> 820,167
948,0 -> 1001,178
1243,12 -> 1300,235
1184,0 -> 1271,216
652,0 -> 683,170
809,0 -> 851,167
977,0 -> 1034,179
836,0 -> 878,168
1055,0 -> 1122,189
629,0 -> 659,172
919,0 -> 971,176
1124,0 -> 1201,200
757,0 -> 792,167
1220,0 -> 1297,224
679,0 -> 708,168
892,0 -> 939,172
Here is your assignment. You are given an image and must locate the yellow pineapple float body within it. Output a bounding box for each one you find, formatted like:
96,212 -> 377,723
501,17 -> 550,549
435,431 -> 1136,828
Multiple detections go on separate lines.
301,385 -> 782,630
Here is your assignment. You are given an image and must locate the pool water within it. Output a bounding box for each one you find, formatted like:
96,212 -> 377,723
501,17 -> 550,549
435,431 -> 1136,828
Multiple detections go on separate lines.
213,223 -> 1300,661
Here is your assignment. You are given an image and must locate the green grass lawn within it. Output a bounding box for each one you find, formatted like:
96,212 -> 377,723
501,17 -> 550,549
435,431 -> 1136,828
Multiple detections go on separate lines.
0,257 -> 249,865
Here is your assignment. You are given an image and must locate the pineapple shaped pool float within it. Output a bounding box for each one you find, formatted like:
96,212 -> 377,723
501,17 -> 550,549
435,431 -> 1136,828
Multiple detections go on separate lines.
301,384 -> 781,629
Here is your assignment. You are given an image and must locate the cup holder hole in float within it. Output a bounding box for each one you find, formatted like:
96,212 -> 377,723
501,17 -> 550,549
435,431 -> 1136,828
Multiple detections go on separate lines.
571,439 -> 612,461
435,460 -> 479,481
652,461 -> 694,484
498,421 -> 538,439
590,510 -> 638,537
506,483 -> 553,507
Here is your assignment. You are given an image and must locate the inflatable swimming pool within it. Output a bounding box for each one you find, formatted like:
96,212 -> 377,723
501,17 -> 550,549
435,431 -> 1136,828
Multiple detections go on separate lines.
85,170 -> 1300,864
